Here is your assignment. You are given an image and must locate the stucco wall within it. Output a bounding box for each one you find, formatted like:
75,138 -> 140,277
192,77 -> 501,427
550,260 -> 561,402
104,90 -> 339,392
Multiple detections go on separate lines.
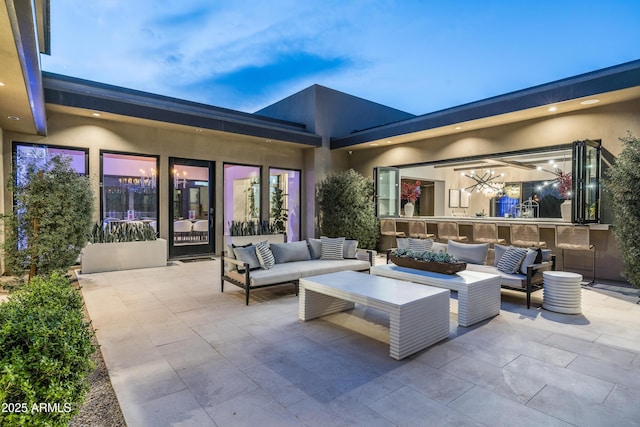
2,110 -> 311,254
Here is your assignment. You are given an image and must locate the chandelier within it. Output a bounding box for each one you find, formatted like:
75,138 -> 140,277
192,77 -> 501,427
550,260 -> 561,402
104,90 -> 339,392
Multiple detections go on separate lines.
462,170 -> 505,198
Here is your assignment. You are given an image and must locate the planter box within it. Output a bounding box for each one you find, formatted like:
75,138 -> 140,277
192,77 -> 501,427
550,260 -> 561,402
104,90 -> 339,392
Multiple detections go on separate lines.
227,234 -> 286,247
81,239 -> 167,274
390,254 -> 466,275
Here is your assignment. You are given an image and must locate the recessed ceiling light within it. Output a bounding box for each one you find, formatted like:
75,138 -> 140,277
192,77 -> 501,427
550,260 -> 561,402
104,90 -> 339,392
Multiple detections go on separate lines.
580,99 -> 600,105
386,140 -> 392,144
455,126 -> 462,130
195,128 -> 203,133
548,106 -> 557,112
370,143 -> 379,146
7,116 -> 20,120
0,82 -> 5,87
91,112 -> 101,117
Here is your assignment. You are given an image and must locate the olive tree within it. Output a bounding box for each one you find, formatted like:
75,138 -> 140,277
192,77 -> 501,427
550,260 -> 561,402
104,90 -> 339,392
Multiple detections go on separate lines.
605,133 -> 640,288
316,169 -> 379,249
3,154 -> 94,280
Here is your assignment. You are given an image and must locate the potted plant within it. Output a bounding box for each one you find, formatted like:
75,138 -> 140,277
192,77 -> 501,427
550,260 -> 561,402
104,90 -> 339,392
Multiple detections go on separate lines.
401,180 -> 421,217
390,248 -> 466,274
227,219 -> 284,246
81,222 -> 167,273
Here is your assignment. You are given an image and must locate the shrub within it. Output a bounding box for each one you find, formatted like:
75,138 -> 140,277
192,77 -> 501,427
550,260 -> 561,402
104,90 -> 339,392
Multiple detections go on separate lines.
605,133 -> 640,288
2,154 -> 94,279
0,272 -> 95,426
316,169 -> 379,249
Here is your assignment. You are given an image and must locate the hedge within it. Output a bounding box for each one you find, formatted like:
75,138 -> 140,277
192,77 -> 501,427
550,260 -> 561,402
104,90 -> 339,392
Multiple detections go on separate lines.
0,272 -> 95,426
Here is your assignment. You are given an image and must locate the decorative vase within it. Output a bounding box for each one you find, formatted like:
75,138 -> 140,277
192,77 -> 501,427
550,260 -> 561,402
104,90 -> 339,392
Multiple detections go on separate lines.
404,202 -> 414,217
561,199 -> 572,222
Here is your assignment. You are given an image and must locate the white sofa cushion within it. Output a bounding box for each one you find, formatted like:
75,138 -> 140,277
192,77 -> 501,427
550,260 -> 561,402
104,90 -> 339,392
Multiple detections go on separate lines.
230,259 -> 371,287
447,240 -> 489,265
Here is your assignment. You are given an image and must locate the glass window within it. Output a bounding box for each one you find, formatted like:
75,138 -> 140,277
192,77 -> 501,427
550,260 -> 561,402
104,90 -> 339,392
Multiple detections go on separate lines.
270,168 -> 301,242
223,164 -> 261,234
101,152 -> 158,223
14,143 -> 87,177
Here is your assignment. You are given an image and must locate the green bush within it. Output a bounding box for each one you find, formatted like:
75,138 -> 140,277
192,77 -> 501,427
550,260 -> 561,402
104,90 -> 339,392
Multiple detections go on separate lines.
3,154 -> 94,278
316,169 -> 379,249
0,272 -> 95,426
605,133 -> 640,288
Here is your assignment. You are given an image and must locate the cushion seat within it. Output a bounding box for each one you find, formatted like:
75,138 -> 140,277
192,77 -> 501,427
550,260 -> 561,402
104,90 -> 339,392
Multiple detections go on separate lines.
227,259 -> 371,287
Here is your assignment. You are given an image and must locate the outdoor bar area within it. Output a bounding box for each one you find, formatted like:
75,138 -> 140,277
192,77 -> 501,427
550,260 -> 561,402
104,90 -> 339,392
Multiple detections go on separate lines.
373,141 -> 616,282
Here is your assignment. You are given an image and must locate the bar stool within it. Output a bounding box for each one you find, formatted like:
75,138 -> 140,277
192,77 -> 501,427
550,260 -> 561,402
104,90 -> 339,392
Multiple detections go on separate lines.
510,224 -> 546,248
380,219 -> 406,238
408,221 -> 435,239
437,222 -> 468,242
555,225 -> 595,285
472,223 -> 506,246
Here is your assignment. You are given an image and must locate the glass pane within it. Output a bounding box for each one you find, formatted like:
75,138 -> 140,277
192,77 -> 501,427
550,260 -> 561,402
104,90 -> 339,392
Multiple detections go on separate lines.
584,143 -> 599,221
102,153 -> 158,225
172,164 -> 210,246
270,168 -> 300,242
376,167 -> 400,217
224,164 -> 261,235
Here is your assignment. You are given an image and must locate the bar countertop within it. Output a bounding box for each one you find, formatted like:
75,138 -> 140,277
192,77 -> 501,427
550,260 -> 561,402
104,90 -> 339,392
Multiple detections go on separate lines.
392,216 -> 610,230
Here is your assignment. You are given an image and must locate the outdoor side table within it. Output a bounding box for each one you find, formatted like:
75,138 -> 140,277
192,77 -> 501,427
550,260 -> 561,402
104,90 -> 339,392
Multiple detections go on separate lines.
542,271 -> 583,314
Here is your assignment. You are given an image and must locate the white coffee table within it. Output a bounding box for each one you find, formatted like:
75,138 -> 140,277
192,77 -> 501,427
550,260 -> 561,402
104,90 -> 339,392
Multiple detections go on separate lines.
370,264 -> 501,327
299,271 -> 450,360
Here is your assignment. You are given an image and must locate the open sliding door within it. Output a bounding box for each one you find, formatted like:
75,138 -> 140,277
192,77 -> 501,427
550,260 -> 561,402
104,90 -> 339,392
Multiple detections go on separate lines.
374,167 -> 400,217
572,139 -> 601,224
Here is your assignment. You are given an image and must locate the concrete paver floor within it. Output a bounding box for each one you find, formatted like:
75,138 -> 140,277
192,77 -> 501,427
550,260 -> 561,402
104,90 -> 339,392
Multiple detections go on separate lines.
78,258 -> 640,426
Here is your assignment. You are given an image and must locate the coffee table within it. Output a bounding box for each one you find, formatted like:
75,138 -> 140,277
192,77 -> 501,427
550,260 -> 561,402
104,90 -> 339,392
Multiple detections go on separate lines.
370,264 -> 501,327
299,271 -> 450,360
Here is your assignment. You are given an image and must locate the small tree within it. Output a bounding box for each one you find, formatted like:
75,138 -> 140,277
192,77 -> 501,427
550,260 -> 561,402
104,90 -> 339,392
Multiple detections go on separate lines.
316,169 -> 379,249
605,133 -> 640,288
270,186 -> 288,234
3,153 -> 94,280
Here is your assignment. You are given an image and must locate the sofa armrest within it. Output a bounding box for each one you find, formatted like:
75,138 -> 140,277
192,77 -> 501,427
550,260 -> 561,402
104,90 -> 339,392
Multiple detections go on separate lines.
356,248 -> 375,266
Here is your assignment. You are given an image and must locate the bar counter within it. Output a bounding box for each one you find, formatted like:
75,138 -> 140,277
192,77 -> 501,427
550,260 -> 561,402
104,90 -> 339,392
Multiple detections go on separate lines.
381,216 -> 620,282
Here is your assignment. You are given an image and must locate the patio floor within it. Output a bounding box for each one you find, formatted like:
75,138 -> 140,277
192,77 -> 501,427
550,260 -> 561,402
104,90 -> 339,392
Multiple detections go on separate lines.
78,258 -> 640,427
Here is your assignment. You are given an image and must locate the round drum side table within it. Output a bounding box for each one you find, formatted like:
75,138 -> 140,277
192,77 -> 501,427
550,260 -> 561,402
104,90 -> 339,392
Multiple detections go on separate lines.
542,271 -> 583,314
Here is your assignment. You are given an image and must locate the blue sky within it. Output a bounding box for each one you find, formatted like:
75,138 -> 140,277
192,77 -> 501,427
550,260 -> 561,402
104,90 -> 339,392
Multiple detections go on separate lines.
41,1 -> 640,115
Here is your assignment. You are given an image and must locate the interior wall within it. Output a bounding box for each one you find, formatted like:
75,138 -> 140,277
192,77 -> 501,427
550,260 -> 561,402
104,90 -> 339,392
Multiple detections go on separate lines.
1,111 -> 308,254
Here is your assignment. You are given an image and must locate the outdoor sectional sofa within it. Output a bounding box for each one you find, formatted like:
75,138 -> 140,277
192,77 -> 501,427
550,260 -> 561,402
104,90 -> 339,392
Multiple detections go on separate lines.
389,238 -> 556,308
221,236 -> 374,305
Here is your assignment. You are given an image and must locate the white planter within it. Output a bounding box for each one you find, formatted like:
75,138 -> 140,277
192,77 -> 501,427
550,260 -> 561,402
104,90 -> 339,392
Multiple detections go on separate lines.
228,234 -> 286,246
81,238 -> 167,273
404,202 -> 415,217
560,200 -> 572,222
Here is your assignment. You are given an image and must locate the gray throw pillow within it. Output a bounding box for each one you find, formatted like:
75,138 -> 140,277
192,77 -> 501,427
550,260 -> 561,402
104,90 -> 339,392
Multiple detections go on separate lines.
233,245 -> 261,273
320,236 -> 345,260
431,242 -> 448,253
447,240 -> 489,265
493,244 -> 509,267
520,248 -> 539,274
255,240 -> 275,270
497,247 -> 528,274
343,240 -> 359,259
396,238 -> 410,249
270,241 -> 311,263
307,238 -> 322,259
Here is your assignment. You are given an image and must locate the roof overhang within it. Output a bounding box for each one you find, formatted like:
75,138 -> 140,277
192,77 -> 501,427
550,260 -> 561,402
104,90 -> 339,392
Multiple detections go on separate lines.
332,59 -> 640,150
0,0 -> 49,135
43,73 -> 322,147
